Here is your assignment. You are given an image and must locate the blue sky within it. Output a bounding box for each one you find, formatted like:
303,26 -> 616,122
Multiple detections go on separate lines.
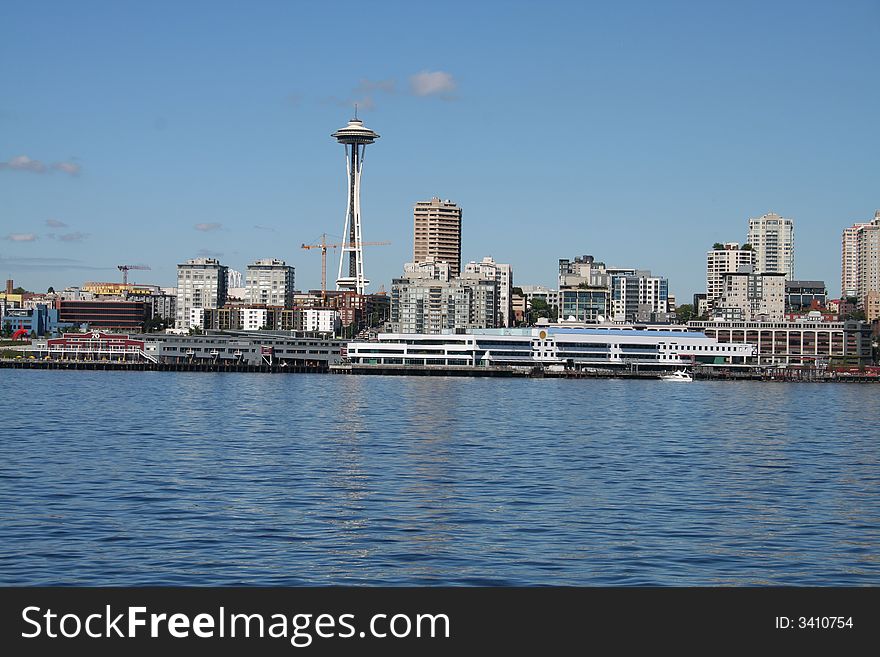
1,0 -> 878,300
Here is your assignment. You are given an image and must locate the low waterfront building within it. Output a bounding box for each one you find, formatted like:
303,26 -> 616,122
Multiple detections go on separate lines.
689,319 -> 871,366
141,331 -> 342,367
347,325 -> 754,369
31,331 -> 152,361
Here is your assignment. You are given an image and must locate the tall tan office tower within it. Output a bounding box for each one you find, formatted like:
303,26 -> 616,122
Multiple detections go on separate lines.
413,197 -> 462,277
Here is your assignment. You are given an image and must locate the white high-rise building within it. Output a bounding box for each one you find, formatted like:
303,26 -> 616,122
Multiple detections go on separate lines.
463,256 -> 513,327
706,242 -> 755,308
855,212 -> 880,321
303,309 -> 340,334
716,272 -> 786,321
610,272 -> 669,322
176,258 -> 228,329
747,212 -> 794,278
842,216 -> 874,299
245,258 -> 295,308
391,261 -> 498,334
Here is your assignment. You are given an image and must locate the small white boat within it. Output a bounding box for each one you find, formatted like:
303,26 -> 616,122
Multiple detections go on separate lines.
661,370 -> 693,382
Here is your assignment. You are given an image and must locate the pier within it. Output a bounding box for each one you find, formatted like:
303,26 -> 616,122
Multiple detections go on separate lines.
0,358 -> 327,374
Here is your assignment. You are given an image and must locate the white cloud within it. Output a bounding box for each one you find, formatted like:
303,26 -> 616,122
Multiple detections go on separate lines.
194,222 -> 222,232
0,155 -> 46,173
54,161 -> 81,176
0,155 -> 82,175
4,233 -> 38,242
410,70 -> 457,97
46,218 -> 68,228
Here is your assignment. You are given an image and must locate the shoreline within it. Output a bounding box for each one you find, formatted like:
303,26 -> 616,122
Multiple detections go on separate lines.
3,358 -> 879,382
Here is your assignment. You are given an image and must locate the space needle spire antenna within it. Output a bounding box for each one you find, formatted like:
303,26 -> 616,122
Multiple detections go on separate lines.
331,112 -> 379,295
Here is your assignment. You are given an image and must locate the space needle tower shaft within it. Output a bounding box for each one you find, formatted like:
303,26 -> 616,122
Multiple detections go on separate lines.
331,114 -> 379,295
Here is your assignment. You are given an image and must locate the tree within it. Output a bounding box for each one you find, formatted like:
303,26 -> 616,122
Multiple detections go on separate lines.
142,316 -> 167,333
846,310 -> 866,321
676,304 -> 695,323
712,242 -> 724,250
741,243 -> 753,251
47,286 -> 55,294
12,287 -> 27,295
528,298 -> 558,325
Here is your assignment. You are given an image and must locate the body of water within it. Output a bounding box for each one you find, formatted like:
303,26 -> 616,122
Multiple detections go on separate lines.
1,370 -> 877,585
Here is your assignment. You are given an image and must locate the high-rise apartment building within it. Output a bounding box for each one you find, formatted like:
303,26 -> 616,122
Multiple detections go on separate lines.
706,243 -> 755,308
175,258 -> 228,329
715,272 -> 786,321
245,258 -> 295,308
463,256 -> 513,326
557,255 -> 667,323
855,213 -> 880,321
747,212 -> 794,278
391,260 -> 497,334
842,212 -> 879,302
413,198 -> 463,277
610,272 -> 668,322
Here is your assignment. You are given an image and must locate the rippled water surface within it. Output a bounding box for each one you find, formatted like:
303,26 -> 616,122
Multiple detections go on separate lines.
1,370 -> 878,585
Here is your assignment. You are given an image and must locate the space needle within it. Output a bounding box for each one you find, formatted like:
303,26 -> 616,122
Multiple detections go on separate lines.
332,112 -> 379,295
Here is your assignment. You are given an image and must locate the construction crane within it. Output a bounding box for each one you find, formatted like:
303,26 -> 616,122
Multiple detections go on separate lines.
301,235 -> 390,301
117,264 -> 151,285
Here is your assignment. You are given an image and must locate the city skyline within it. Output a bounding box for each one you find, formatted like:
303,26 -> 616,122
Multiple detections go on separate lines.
1,1 -> 879,299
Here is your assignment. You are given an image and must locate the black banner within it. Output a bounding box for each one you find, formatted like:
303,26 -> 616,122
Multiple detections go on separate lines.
0,587 -> 875,654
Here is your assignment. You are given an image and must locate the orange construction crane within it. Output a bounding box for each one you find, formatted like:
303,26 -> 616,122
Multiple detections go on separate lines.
117,264 -> 151,285
301,235 -> 390,301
